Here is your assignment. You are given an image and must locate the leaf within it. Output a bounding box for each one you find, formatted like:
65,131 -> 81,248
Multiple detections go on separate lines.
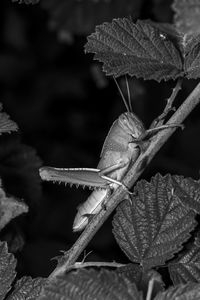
112,174 -> 197,269
12,0 -> 40,4
168,233 -> 200,284
117,263 -> 144,285
172,0 -> 200,36
154,283 -> 200,300
152,0 -> 173,23
85,18 -> 183,81
171,0 -> 200,79
41,0 -> 142,36
0,181 -> 28,231
171,175 -> 200,214
0,104 -> 18,135
38,269 -> 143,300
7,276 -> 45,300
117,264 -> 164,298
5,231 -> 25,253
0,137 -> 42,205
184,35 -> 200,79
0,241 -> 16,300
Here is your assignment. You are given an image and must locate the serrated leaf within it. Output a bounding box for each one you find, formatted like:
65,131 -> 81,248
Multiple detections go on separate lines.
7,276 -> 45,300
117,263 -> 143,285
0,181 -> 28,231
112,174 -> 197,269
172,0 -> 200,36
154,283 -> 200,300
38,269 -> 143,300
168,234 -> 200,284
117,264 -> 164,298
184,36 -> 200,79
172,175 -> 200,214
0,104 -> 17,135
42,0 -> 142,36
85,18 -> 183,81
0,241 -> 16,300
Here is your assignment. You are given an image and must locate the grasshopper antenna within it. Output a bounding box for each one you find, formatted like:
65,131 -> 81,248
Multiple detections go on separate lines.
125,75 -> 133,113
113,76 -> 130,113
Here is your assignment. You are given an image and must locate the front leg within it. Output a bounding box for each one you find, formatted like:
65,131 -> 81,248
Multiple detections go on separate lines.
131,124 -> 184,145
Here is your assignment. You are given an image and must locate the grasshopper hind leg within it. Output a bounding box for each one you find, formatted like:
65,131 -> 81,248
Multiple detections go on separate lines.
98,161 -> 133,194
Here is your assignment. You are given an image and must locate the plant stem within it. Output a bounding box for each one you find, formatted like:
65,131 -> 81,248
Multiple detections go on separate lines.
48,81 -> 200,280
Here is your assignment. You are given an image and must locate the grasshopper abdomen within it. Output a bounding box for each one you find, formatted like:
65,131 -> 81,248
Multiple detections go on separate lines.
73,188 -> 110,231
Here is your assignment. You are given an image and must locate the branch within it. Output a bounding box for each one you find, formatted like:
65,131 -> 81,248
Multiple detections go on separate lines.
150,78 -> 183,128
48,81 -> 200,280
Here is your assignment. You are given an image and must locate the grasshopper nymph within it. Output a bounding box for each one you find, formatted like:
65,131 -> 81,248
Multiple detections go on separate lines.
40,77 -> 181,231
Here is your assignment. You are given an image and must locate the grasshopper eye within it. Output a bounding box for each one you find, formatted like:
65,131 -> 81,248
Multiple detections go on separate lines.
119,113 -> 128,124
121,116 -> 127,124
119,112 -> 145,139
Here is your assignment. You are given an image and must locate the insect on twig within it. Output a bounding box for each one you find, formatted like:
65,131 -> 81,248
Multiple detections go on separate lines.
40,76 -> 182,232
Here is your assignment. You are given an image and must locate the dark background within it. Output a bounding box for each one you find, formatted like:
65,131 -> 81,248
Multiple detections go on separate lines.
0,0 -> 200,278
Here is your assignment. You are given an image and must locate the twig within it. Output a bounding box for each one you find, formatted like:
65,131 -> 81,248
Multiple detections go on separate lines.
48,81 -> 200,280
151,78 -> 183,128
65,261 -> 125,272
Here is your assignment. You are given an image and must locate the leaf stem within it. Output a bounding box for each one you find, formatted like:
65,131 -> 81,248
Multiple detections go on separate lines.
146,278 -> 154,300
64,261 -> 125,272
48,81 -> 200,280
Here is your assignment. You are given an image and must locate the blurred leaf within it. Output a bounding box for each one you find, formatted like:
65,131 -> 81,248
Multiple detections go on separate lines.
90,64 -> 108,89
171,0 -> 200,79
172,0 -> 200,36
12,0 -> 40,4
0,137 -> 42,205
38,269 -> 143,300
169,233 -> 200,284
152,0 -> 173,23
0,104 -> 17,135
0,241 -> 16,300
112,174 -> 197,269
0,55 -> 34,85
5,230 -> 25,253
42,0 -> 143,37
0,181 -> 28,231
3,9 -> 28,51
85,18 -> 183,81
7,276 -> 45,300
154,283 -> 200,300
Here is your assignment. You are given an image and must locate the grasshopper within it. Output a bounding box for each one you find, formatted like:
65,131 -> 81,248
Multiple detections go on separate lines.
40,77 -> 181,232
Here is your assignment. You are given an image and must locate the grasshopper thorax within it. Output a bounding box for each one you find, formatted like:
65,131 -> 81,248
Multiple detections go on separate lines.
118,112 -> 145,139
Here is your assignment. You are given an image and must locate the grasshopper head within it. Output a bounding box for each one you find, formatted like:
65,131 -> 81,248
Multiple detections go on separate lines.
118,112 -> 145,139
